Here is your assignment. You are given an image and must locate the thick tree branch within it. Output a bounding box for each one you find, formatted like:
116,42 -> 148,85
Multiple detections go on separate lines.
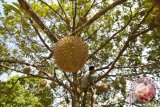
18,0 -> 57,42
96,5 -> 156,82
70,0 -> 127,36
96,62 -> 157,71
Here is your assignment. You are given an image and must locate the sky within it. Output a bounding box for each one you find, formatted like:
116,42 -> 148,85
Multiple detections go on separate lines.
0,0 -> 18,81
0,0 -> 17,13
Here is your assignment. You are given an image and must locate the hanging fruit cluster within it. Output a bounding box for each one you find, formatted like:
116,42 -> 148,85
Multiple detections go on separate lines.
53,36 -> 88,73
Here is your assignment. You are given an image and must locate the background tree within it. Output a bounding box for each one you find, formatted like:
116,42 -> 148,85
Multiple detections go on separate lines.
0,0 -> 160,107
0,76 -> 54,107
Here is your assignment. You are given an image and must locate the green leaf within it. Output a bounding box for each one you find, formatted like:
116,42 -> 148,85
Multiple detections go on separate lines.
3,3 -> 21,15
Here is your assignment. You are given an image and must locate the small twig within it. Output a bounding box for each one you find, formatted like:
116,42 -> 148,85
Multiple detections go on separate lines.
29,19 -> 52,52
84,0 -> 96,17
44,52 -> 53,60
0,59 -> 39,68
88,15 -> 132,59
84,25 -> 102,41
96,61 -> 157,71
108,71 -> 160,77
57,0 -> 71,31
72,0 -> 77,32
39,0 -> 64,21
53,69 -> 72,94
39,0 -> 70,30
9,76 -> 30,90
57,0 -> 69,21
96,62 -> 112,71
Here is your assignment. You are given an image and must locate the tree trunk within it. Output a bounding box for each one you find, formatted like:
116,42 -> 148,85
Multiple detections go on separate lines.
72,72 -> 80,107
72,94 -> 80,107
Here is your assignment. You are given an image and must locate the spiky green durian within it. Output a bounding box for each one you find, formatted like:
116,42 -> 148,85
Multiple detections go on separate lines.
53,36 -> 88,73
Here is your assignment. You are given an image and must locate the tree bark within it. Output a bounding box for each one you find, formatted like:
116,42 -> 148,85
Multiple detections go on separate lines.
72,73 -> 80,107
72,94 -> 80,107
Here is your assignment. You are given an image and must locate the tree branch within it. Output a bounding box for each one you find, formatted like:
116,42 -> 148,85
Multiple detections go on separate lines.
108,71 -> 160,77
84,25 -> 102,41
29,19 -> 52,52
97,25 -> 157,81
0,59 -> 39,68
96,61 -> 157,71
96,5 -> 156,82
57,0 -> 69,21
72,0 -> 77,32
63,71 -> 73,86
70,0 -> 127,36
0,64 -> 74,95
9,76 -> 30,90
39,0 -> 71,30
84,0 -> 96,17
53,70 -> 73,94
18,0 -> 57,42
0,64 -> 51,80
88,15 -> 132,59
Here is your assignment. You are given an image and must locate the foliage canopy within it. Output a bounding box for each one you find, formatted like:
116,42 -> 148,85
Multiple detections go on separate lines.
0,0 -> 160,106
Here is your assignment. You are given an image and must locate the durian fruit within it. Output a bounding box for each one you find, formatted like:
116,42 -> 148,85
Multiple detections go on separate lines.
50,81 -> 56,89
22,66 -> 31,74
40,79 -> 47,87
53,36 -> 88,73
96,83 -> 108,93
